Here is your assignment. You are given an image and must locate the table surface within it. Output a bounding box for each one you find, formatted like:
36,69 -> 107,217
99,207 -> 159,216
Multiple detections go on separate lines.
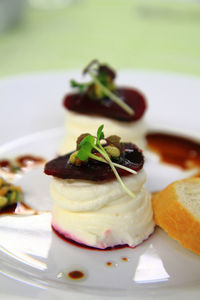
0,0 -> 200,78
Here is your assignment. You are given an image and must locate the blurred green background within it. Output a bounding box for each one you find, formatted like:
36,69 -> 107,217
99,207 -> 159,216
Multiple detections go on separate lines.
0,0 -> 200,78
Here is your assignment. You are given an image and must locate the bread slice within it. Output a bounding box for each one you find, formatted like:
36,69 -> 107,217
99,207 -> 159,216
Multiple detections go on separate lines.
152,177 -> 200,255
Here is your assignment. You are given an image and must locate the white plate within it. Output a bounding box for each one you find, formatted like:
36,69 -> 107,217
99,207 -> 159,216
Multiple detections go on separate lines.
0,71 -> 200,300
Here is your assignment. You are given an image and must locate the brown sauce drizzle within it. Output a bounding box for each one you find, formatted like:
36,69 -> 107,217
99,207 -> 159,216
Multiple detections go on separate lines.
16,155 -> 45,168
121,257 -> 128,262
0,160 -> 11,170
68,270 -> 85,280
0,155 -> 45,175
146,132 -> 200,174
0,202 -> 37,216
0,160 -> 13,174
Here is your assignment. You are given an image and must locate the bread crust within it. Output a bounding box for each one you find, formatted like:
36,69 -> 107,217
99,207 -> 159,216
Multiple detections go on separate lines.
152,177 -> 200,255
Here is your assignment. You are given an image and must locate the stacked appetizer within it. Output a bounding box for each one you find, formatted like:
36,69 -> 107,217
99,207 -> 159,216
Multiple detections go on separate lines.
45,125 -> 155,249
60,60 -> 147,154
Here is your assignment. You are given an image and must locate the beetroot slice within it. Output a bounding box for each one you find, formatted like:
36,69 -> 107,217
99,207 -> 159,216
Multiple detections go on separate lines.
63,88 -> 146,122
44,143 -> 144,181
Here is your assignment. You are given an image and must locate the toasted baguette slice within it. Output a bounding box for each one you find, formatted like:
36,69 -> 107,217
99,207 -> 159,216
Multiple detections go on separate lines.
152,177 -> 200,255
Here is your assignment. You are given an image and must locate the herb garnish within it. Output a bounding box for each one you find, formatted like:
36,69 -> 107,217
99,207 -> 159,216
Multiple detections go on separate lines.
70,60 -> 134,116
0,177 -> 22,209
72,125 -> 137,199
70,79 -> 90,93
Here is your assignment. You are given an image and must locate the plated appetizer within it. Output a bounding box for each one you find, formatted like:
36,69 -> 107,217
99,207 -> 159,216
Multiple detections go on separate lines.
45,125 -> 155,249
60,60 -> 147,154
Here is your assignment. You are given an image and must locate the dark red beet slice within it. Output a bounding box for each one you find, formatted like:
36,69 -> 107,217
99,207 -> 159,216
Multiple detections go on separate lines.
63,88 -> 146,122
44,143 -> 144,181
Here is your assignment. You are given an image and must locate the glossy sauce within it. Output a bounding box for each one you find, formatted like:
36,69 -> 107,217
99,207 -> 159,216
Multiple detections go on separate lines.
0,155 -> 45,175
0,160 -> 12,173
121,257 -> 129,262
146,132 -> 200,173
68,270 -> 85,280
0,202 -> 37,216
105,261 -> 118,267
16,155 -> 45,168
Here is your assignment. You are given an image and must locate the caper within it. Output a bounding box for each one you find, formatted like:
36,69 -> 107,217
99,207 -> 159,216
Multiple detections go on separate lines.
69,151 -> 78,164
104,145 -> 120,158
10,191 -> 17,204
75,157 -> 82,166
0,196 -> 7,208
0,186 -> 9,196
0,177 -> 3,187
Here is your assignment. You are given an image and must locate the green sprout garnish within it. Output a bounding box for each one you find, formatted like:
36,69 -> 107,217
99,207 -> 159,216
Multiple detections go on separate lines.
88,71 -> 134,116
70,60 -> 134,116
74,125 -> 136,199
70,79 -> 90,93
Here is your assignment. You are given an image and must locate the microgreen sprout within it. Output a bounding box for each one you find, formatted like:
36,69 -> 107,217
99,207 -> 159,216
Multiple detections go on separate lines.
88,71 -> 134,116
76,125 -> 137,199
70,79 -> 89,93
70,60 -> 134,116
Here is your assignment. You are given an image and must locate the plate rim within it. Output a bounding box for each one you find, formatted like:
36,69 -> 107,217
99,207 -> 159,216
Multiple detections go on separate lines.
0,70 -> 200,299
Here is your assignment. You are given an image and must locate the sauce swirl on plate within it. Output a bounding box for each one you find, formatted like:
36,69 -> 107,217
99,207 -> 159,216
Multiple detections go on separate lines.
146,132 -> 200,174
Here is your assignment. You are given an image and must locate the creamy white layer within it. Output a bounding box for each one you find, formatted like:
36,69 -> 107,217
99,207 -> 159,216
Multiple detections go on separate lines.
59,111 -> 147,154
51,170 -> 155,249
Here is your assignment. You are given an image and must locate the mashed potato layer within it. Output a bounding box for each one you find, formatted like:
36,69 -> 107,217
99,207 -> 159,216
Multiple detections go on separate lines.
59,111 -> 147,154
51,170 -> 154,249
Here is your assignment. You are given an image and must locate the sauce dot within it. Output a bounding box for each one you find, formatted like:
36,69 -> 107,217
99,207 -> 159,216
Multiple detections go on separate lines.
57,268 -> 87,282
121,257 -> 129,262
105,261 -> 118,267
0,155 -> 45,176
0,160 -> 12,174
16,155 -> 45,168
68,270 -> 85,280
